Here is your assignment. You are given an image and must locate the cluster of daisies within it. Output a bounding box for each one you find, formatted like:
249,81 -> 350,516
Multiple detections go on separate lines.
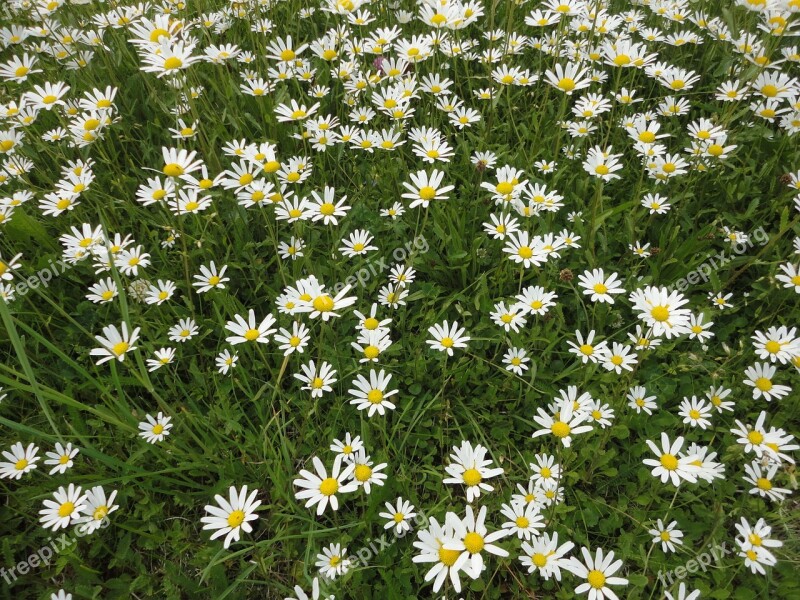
1,0 -> 799,598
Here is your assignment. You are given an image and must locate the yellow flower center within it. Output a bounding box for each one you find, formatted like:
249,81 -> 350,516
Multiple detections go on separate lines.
14,459 -> 28,470
244,328 -> 260,341
462,468 -> 482,486
532,553 -> 548,567
464,531 -> 485,554
367,389 -> 384,404
756,477 -> 772,490
439,547 -> 461,566
163,163 -> 184,177
319,477 -> 338,496
354,464 -> 372,482
638,131 -> 656,143
651,306 -> 670,322
419,186 -> 436,200
551,421 -> 571,438
587,570 -> 606,589
313,295 -> 335,312
112,341 -> 129,356
363,345 -> 380,359
660,453 -> 678,470
515,516 -> 529,528
558,77 -> 575,91
58,501 -> 75,517
163,56 -> 183,70
754,377 -> 772,392
440,336 -> 454,348
227,509 -> 245,527
748,431 -> 764,445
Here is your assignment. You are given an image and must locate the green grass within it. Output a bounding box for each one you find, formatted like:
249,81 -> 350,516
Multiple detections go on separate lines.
1,0 -> 799,599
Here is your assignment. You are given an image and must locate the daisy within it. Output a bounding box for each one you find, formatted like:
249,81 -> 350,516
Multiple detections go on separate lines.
643,433 -> 700,486
274,322 -> 311,356
629,286 -> 692,338
678,396 -> 714,429
44,442 -> 79,475
736,518 -> 782,574
146,348 -> 176,372
519,532 -> 575,580
169,318 -> 199,343
776,262 -> 800,293
444,505 -> 509,578
138,412 -> 172,444
349,450 -> 387,494
544,62 -> 591,95
192,262 -> 229,293
443,440 -> 504,502
351,328 -> 392,363
583,146 -> 624,181
145,280 -> 176,305
330,433 -> 364,466
743,461 -> 791,502
515,286 -> 558,316
499,502 -> 545,540
353,305 -> 392,334
490,302 -> 527,333
161,147 -> 203,178
76,485 -> 119,535
426,320 -> 470,356
532,399 -> 593,447
627,386 -> 657,415
293,456 -> 358,516
752,326 -> 800,364
687,313 -> 715,342
401,169 -> 454,209
598,343 -> 637,374
0,442 -> 40,480
649,519 -> 684,553
216,350 -> 238,375
225,310 -> 277,345
503,347 -> 530,375
380,202 -> 405,219
709,291 -> 733,309
90,322 -> 140,365
412,514 -> 468,594
315,543 -> 351,580
295,360 -> 337,398
348,368 -> 398,417
665,583 -> 701,600
379,497 -> 417,534
564,547 -> 629,600
201,486 -> 261,549
577,269 -> 625,304
503,231 -> 546,268
39,484 -> 86,531
743,362 -> 791,401
704,385 -> 734,413
339,229 -> 377,257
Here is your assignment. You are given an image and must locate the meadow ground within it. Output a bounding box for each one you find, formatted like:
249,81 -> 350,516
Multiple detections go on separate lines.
0,0 -> 799,599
